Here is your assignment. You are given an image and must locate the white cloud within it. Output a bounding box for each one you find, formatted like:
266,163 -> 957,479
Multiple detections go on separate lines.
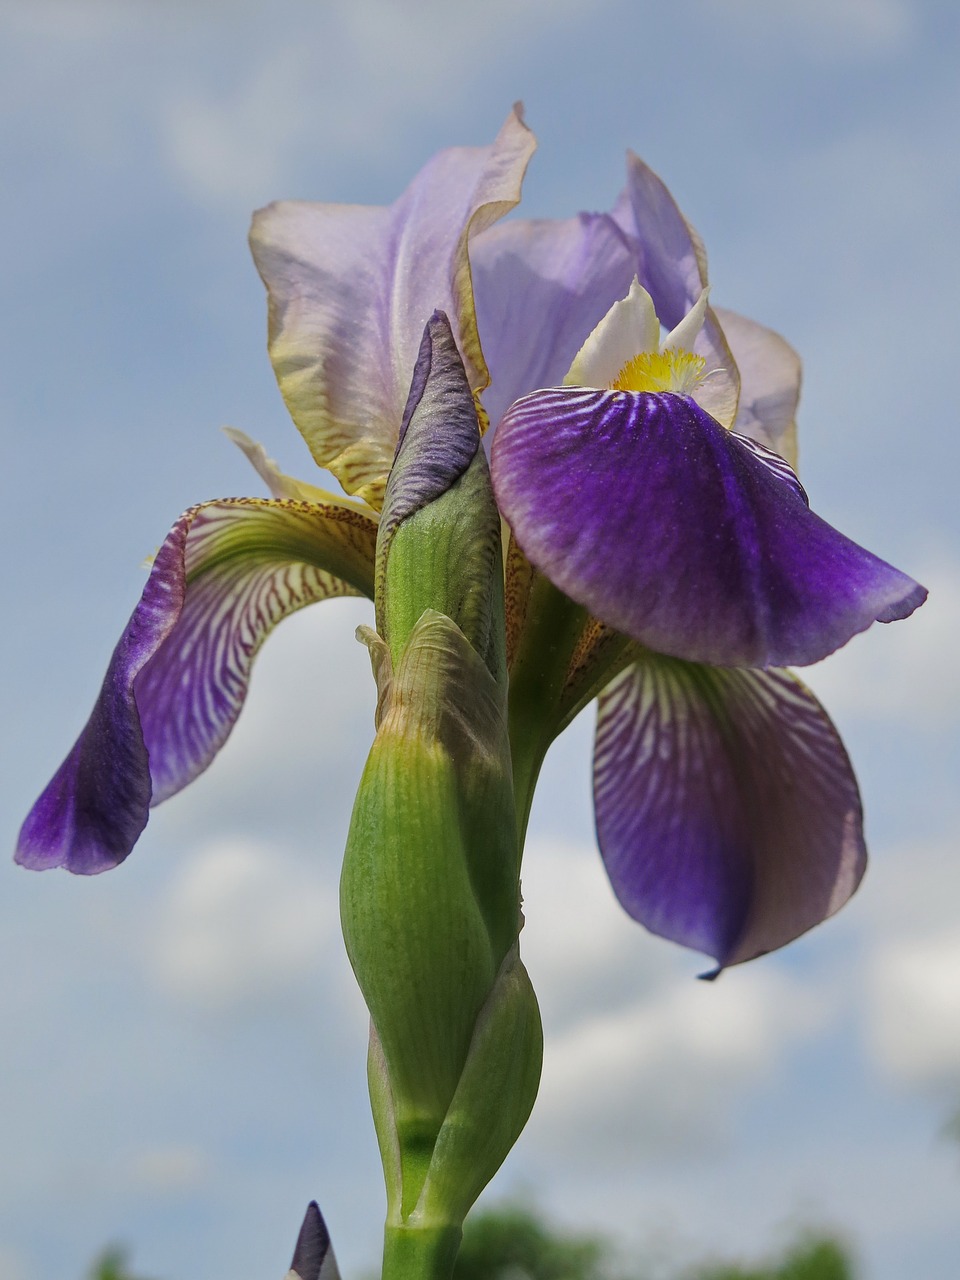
531,966 -> 826,1161
803,556 -> 960,729
149,838 -> 342,1011
129,1143 -> 211,1194
852,837 -> 960,1090
518,839 -> 831,1160
155,0 -> 607,206
867,932 -> 960,1086
163,44 -> 323,205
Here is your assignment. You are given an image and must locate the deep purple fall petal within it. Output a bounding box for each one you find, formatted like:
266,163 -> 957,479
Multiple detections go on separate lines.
594,656 -> 867,967
17,499 -> 377,873
16,517 -> 189,874
492,389 -> 925,667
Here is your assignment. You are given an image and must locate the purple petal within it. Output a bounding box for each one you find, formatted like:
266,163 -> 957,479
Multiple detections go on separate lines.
611,150 -> 706,328
250,107 -> 535,509
380,310 -> 482,554
492,388 -> 925,667
16,519 -> 188,874
17,498 -> 377,873
287,1201 -> 339,1280
471,211 -> 636,429
594,656 -> 867,967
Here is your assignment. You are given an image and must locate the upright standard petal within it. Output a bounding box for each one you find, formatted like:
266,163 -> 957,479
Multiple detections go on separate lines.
612,150 -> 707,328
470,210 -> 637,429
492,388 -> 926,668
612,152 -> 739,418
715,306 -> 802,468
250,107 -> 535,508
594,655 -> 866,968
17,498 -> 377,873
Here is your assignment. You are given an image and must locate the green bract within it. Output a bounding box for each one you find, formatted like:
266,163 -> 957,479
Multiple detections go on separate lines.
339,314 -> 542,1267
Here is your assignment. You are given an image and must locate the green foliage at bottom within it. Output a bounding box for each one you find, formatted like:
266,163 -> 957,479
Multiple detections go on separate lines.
453,1204 -> 854,1280
695,1235 -> 852,1280
455,1203 -> 607,1280
86,1246 -> 156,1280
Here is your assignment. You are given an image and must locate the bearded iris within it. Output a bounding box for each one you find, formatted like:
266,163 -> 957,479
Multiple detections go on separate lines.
17,106 -> 924,973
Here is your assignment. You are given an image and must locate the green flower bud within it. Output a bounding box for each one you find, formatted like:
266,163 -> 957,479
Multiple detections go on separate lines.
375,311 -> 506,693
340,313 -> 542,1267
342,611 -> 519,1141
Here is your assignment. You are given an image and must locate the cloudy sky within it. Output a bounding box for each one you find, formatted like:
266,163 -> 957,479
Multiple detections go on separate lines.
2,1 -> 958,1278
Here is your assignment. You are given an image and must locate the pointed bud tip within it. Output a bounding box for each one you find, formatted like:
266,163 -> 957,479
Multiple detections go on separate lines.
288,1200 -> 334,1280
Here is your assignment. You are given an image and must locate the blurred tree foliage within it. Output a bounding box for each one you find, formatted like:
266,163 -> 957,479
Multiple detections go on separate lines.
86,1246 -> 156,1280
455,1202 -> 608,1280
84,1205 -> 854,1279
454,1204 -> 854,1280
694,1235 -> 852,1279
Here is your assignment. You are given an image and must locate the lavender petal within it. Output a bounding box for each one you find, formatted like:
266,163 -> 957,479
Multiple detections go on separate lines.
250,107 -> 535,509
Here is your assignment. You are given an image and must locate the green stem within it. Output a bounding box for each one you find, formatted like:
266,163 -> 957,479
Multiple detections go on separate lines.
507,574 -> 588,847
382,1223 -> 462,1280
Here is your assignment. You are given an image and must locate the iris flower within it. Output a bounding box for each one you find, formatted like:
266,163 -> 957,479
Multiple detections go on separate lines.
17,107 -> 925,971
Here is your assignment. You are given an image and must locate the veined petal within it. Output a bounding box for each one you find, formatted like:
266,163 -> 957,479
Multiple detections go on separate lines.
492,389 -> 926,667
16,498 -> 377,874
470,210 -> 637,430
250,107 -> 535,509
715,306 -> 802,469
594,656 -> 866,968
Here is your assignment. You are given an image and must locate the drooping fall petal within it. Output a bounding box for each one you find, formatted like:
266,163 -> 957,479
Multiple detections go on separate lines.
594,655 -> 867,968
492,388 -> 925,668
17,498 -> 377,873
249,106 -> 535,509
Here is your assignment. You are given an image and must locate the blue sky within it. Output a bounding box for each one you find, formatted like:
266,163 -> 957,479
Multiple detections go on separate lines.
2,2 -> 959,1277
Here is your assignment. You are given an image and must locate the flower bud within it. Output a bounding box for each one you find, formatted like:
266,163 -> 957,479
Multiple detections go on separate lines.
375,310 -> 506,692
339,313 -> 542,1253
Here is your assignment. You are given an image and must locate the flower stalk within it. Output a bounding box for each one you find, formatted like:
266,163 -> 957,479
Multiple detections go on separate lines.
339,313 -> 542,1278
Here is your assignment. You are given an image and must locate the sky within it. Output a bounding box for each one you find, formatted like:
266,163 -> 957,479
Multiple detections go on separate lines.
1,1 -> 959,1277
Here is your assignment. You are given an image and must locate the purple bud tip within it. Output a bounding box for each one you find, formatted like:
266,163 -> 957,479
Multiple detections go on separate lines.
289,1200 -> 333,1280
